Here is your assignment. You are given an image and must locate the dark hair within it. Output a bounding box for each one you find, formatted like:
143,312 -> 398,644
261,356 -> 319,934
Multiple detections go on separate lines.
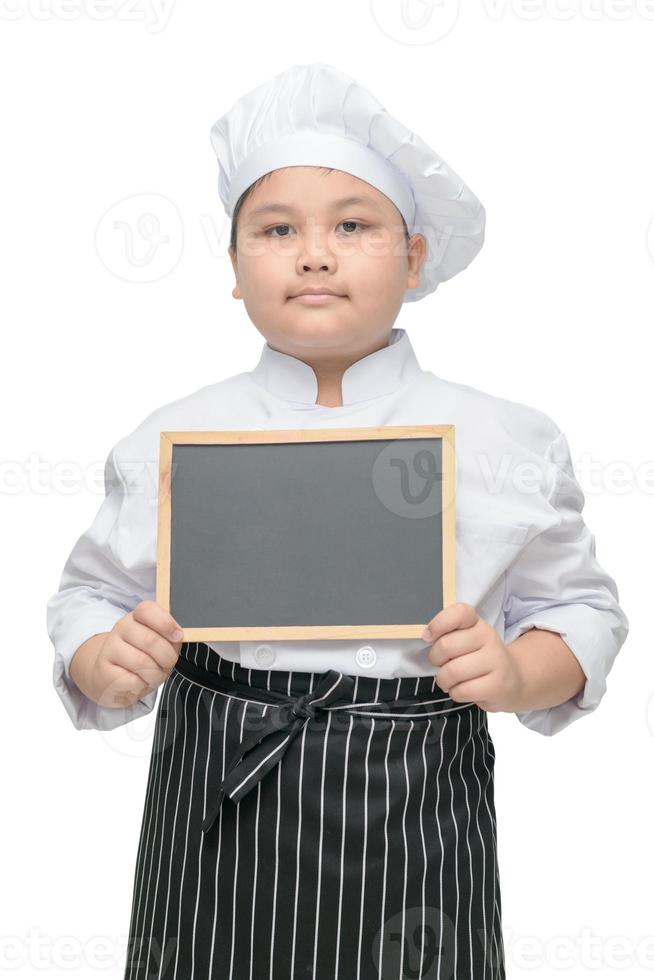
229,167 -> 411,252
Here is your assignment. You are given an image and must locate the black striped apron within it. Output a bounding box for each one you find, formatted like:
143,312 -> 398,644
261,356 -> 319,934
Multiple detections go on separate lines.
123,641 -> 505,979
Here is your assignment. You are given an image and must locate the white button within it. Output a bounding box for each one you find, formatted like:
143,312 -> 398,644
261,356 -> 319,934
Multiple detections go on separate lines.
355,645 -> 377,669
254,644 -> 276,667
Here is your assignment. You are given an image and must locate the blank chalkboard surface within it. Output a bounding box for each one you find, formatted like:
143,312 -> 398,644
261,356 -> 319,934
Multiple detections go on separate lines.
156,425 -> 455,641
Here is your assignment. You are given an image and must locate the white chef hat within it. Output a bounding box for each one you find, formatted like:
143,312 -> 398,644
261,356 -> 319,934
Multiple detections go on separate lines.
209,62 -> 485,303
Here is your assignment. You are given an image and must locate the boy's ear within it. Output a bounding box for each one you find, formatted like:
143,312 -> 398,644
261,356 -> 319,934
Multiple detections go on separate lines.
406,233 -> 427,290
228,246 -> 242,299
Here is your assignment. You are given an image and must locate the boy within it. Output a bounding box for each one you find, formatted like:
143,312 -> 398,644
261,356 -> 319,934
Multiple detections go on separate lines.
46,63 -> 628,979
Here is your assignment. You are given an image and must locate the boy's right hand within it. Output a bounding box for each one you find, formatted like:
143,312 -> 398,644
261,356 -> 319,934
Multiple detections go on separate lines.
80,600 -> 184,709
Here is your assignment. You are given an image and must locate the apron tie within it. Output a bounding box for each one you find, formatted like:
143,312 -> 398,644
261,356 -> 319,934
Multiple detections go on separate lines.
201,669 -> 356,834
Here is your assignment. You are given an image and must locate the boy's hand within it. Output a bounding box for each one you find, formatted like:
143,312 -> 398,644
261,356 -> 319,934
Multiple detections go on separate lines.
88,600 -> 184,709
422,602 -> 525,713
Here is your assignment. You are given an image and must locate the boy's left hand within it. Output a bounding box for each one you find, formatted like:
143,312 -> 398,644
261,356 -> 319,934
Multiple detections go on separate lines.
422,602 -> 524,713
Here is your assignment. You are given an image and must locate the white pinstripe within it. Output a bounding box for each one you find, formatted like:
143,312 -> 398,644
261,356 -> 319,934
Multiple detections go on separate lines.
435,714 -> 446,980
207,694 -> 228,978
398,722 -> 413,978
356,718 -> 375,980
378,719 -> 395,976
227,703 -> 248,980
334,713 -> 354,979
193,692 -> 217,978
458,707 -> 475,977
268,744 -> 282,980
312,705 -> 332,975
418,722 -> 431,979
289,718 -> 309,976
447,715 -> 461,978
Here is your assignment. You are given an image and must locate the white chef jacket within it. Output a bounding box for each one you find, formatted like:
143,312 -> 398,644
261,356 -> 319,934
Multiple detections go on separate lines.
46,326 -> 628,735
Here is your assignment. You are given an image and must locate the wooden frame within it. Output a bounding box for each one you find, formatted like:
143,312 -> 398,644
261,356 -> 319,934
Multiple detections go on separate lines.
156,424 -> 456,641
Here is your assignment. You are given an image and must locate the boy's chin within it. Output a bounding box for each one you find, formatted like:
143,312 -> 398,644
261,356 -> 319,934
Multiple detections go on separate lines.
282,320 -> 355,341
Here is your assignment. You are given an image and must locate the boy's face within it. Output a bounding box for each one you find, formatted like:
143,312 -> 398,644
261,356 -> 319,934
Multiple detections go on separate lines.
228,166 -> 426,361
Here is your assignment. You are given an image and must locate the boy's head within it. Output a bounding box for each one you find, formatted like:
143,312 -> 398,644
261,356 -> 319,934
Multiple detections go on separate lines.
211,62 -> 487,362
228,165 -> 426,361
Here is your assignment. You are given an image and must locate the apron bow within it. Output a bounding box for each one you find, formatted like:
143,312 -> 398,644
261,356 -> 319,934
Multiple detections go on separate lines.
201,669 -> 355,834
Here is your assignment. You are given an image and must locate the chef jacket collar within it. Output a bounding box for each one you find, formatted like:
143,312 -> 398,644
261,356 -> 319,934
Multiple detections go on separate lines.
249,327 -> 423,407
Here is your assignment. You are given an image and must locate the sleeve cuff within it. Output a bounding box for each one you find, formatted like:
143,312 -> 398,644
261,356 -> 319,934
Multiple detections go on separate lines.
504,602 -> 626,736
51,609 -> 158,732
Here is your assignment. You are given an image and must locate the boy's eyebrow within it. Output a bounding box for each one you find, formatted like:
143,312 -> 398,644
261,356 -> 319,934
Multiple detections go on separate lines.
246,195 -> 385,218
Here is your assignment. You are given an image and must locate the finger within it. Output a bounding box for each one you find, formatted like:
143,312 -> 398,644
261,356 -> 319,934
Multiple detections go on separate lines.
94,654 -> 152,707
106,645 -> 170,693
427,622 -> 486,667
447,672 -> 496,705
435,649 -> 494,693
131,599 -> 184,644
110,625 -> 179,680
421,602 -> 479,644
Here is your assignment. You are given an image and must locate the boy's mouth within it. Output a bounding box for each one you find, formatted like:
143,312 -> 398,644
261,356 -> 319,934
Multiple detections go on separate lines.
289,293 -> 347,306
288,287 -> 348,306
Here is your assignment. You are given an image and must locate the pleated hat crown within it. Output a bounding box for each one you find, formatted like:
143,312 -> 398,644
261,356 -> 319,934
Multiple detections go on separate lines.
209,62 -> 485,302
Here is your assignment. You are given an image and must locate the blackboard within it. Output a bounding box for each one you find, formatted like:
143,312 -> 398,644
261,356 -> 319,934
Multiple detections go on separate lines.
156,425 -> 456,641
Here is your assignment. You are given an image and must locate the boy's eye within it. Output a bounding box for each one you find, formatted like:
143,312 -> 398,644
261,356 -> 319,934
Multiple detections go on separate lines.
337,221 -> 366,234
263,221 -> 368,238
265,224 -> 293,238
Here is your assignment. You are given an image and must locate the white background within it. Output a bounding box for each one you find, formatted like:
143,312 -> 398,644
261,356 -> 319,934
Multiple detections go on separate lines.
2,1 -> 652,976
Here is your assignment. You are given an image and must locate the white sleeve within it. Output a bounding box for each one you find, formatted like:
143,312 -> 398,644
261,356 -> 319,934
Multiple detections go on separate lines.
46,444 -> 159,731
503,429 -> 629,736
